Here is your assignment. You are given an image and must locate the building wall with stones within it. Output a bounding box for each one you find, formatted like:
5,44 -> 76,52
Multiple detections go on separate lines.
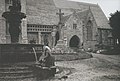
0,0 -> 6,44
62,12 -> 84,48
83,8 -> 98,51
21,0 -> 28,44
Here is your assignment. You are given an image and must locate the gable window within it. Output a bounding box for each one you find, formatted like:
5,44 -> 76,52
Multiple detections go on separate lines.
73,18 -> 77,29
73,23 -> 77,29
87,20 -> 93,41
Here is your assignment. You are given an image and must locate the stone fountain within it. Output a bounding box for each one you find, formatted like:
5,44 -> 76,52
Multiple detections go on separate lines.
0,0 -> 56,80
1,0 -> 44,63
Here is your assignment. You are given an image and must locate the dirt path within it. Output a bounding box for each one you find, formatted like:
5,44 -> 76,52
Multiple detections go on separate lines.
51,53 -> 120,81
9,53 -> 120,81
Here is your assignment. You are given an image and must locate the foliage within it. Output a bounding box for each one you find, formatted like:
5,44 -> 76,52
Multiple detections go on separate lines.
109,10 -> 120,44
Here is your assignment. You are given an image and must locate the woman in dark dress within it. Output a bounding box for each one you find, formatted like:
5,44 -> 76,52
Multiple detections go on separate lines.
39,46 -> 55,67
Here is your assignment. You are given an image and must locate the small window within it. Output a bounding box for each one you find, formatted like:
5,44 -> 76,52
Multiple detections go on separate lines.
73,23 -> 77,29
87,20 -> 93,41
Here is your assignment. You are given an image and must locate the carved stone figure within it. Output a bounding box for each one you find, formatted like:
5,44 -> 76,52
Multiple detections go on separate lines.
2,0 -> 26,43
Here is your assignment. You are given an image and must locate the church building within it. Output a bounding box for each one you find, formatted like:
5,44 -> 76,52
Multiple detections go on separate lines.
0,0 -> 113,51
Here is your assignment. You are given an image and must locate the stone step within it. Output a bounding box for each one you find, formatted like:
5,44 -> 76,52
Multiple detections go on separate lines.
0,70 -> 32,74
0,66 -> 29,70
1,52 -> 42,54
0,73 -> 33,77
0,64 -> 34,79
0,74 -> 34,79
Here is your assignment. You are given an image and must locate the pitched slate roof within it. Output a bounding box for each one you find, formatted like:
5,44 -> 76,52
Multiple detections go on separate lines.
90,6 -> 112,29
76,10 -> 89,19
26,0 -> 111,29
61,10 -> 89,24
53,0 -> 81,9
26,0 -> 58,25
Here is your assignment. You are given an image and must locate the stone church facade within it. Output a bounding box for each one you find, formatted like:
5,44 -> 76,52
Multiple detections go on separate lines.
0,0 -> 113,51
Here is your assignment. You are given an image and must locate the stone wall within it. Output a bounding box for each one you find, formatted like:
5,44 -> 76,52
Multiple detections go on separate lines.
0,0 -> 6,44
21,0 -> 28,44
64,13 -> 84,47
83,9 -> 98,51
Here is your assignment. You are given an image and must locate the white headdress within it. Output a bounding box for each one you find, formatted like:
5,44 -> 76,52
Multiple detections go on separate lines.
43,46 -> 51,53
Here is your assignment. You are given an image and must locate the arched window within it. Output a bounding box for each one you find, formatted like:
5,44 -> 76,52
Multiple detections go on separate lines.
73,23 -> 77,29
86,20 -> 93,41
73,18 -> 77,29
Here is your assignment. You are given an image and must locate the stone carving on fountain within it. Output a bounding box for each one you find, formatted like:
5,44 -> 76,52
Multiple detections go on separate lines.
2,0 -> 26,43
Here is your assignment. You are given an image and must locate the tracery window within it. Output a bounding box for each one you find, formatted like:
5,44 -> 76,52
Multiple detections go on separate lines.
86,20 -> 93,41
73,18 -> 77,29
73,23 -> 77,29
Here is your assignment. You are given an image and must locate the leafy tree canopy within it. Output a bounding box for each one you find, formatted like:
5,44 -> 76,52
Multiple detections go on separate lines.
109,10 -> 120,44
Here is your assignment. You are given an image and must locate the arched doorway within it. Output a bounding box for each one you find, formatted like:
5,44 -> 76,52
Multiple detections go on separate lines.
55,31 -> 59,46
69,35 -> 80,48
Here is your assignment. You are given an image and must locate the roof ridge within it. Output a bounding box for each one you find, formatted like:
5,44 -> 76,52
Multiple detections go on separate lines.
76,9 -> 89,14
68,0 -> 98,6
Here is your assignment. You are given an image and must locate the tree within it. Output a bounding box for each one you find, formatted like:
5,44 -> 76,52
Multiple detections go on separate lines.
109,10 -> 120,45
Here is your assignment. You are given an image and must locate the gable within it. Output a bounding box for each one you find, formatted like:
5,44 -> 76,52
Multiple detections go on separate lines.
62,9 -> 89,24
90,6 -> 112,29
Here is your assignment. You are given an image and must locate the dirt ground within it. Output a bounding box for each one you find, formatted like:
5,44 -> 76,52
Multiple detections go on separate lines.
2,53 -> 119,81
48,53 -> 120,81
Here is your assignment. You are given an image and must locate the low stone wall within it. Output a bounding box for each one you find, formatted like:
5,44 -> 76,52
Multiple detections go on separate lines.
52,52 -> 93,61
0,44 -> 43,63
0,44 -> 92,63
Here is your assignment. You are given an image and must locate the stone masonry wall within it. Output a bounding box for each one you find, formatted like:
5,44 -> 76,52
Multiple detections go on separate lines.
0,0 -> 6,44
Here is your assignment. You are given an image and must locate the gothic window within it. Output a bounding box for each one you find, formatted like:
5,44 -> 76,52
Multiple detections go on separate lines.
73,18 -> 77,29
73,23 -> 77,29
86,20 -> 93,41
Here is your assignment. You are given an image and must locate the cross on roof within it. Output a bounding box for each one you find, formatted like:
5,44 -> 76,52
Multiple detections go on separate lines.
56,9 -> 64,24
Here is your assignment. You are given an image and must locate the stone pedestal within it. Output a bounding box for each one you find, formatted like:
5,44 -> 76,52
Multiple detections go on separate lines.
54,39 -> 68,53
55,39 -> 64,48
0,18 -> 6,44
21,19 -> 28,44
38,32 -> 41,44
6,35 -> 11,43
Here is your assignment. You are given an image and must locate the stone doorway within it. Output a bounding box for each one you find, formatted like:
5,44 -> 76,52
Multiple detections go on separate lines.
69,35 -> 80,48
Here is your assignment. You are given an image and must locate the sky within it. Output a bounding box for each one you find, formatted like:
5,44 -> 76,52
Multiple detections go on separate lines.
69,0 -> 120,18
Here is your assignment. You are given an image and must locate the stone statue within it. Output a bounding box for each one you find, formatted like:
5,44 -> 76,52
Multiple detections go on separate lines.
2,0 -> 26,43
